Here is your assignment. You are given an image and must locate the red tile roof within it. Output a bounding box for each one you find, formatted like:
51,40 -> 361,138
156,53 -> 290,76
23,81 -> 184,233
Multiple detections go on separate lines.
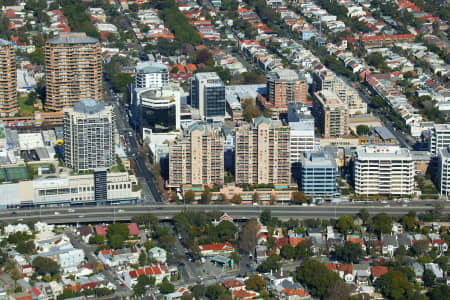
128,223 -> 139,236
129,270 -> 138,278
199,242 -> 234,252
338,264 -> 353,274
95,225 -> 107,237
223,279 -> 244,289
371,266 -> 388,278
280,288 -> 309,297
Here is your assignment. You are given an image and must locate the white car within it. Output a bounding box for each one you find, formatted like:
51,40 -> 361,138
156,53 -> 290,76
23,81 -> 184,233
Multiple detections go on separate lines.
54,212 -> 60,215
118,209 -> 125,213
68,209 -> 75,213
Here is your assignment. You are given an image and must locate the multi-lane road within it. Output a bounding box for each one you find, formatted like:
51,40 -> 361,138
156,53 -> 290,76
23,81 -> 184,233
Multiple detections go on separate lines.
2,203 -> 448,224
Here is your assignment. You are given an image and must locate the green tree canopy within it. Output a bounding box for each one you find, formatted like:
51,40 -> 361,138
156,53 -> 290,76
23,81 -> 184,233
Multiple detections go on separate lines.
356,125 -> 370,136
375,271 -> 413,300
334,242 -> 364,264
32,256 -> 60,275
245,275 -> 266,292
371,213 -> 392,235
159,277 -> 175,294
336,215 -> 355,234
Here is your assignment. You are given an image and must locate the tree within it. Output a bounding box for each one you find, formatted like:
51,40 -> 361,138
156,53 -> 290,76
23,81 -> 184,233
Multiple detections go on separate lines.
132,213 -> 159,228
336,215 -> 354,234
206,284 -> 228,300
252,192 -> 260,204
239,219 -> 258,253
260,209 -> 273,226
159,277 -> 175,294
296,260 -> 342,299
429,285 -> 450,300
327,282 -> 354,300
295,241 -> 311,259
139,252 -> 147,266
32,257 -> 60,275
334,243 -> 364,264
256,254 -> 281,273
371,213 -> 392,235
358,208 -> 370,224
281,244 -> 296,260
412,240 -> 429,257
400,215 -> 417,231
356,125 -> 370,136
435,256 -> 448,273
110,234 -> 125,249
291,191 -> 307,204
245,275 -> 266,292
107,223 -> 129,241
133,274 -> 152,296
200,187 -> 212,204
231,194 -> 242,204
423,269 -> 436,287
184,190 -> 196,204
375,271 -> 413,300
16,240 -> 34,254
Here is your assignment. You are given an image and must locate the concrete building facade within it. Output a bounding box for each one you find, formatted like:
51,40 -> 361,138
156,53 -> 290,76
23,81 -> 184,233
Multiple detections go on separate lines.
168,123 -> 224,188
45,33 -> 102,111
63,98 -> 114,172
266,69 -> 307,109
428,124 -> 450,155
235,116 -> 290,185
288,103 -> 316,164
300,151 -> 337,196
437,147 -> 450,199
354,146 -> 415,196
190,72 -> 225,119
0,39 -> 18,116
313,90 -> 349,138
135,62 -> 169,89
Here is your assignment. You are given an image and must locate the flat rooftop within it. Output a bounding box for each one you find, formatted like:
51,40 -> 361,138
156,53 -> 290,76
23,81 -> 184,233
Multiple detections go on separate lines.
47,32 -> 99,44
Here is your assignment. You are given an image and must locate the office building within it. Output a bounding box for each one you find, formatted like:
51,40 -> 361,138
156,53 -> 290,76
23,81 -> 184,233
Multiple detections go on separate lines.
168,123 -> 224,188
428,123 -> 450,155
266,69 -> 307,109
288,103 -> 316,164
64,98 -> 114,172
45,32 -> 102,111
135,61 -> 169,89
300,151 -> 337,196
135,85 -> 181,137
0,172 -> 140,208
0,39 -> 18,116
190,72 -> 225,119
313,90 -> 349,138
312,68 -> 365,113
437,147 -> 450,199
354,146 -> 415,196
235,116 -> 290,185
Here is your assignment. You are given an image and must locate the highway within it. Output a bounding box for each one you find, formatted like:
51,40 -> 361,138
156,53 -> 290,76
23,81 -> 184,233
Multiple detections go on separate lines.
2,203 -> 448,224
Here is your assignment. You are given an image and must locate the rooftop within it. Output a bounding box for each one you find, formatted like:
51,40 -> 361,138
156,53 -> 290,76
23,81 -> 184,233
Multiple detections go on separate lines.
47,32 -> 99,44
0,38 -> 11,46
73,98 -> 106,115
357,145 -> 412,160
268,69 -> 305,81
135,61 -> 168,74
302,151 -> 336,167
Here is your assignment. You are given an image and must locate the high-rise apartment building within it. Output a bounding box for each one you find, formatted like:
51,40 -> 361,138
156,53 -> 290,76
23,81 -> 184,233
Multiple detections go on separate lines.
288,103 -> 316,164
168,123 -> 224,188
235,116 -> 290,185
313,90 -> 349,138
135,62 -> 169,89
64,98 -> 114,173
0,39 -> 18,116
428,124 -> 450,155
437,147 -> 450,199
312,68 -> 365,114
354,146 -> 415,196
45,33 -> 102,111
190,72 -> 225,119
266,69 -> 307,109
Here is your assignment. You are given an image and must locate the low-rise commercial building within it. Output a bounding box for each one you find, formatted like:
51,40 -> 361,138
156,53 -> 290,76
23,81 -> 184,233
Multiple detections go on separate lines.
354,146 -> 415,196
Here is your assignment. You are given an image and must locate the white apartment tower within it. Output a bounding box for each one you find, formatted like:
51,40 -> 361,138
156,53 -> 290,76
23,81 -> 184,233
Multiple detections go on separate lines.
64,99 -> 114,173
354,146 -> 415,196
437,147 -> 450,199
428,124 -> 450,155
135,62 -> 169,89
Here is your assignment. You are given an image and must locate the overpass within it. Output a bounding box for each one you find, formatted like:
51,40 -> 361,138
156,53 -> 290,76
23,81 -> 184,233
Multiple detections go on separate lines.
2,203 -> 448,225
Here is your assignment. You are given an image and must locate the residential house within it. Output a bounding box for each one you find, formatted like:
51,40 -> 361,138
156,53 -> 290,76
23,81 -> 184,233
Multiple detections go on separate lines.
163,287 -> 191,300
392,223 -> 404,234
255,245 -> 268,265
354,264 -> 370,286
338,264 -> 355,283
381,234 -> 398,257
223,279 -> 245,291
78,226 -> 93,243
425,263 -> 444,280
122,264 -> 173,288
432,239 -> 448,254
198,243 -> 234,257
371,266 -> 388,281
148,247 -> 167,263
409,262 -> 424,281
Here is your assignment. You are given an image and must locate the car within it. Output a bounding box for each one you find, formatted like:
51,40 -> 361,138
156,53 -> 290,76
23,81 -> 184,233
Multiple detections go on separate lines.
118,209 -> 125,213
78,215 -> 84,218
11,211 -> 16,215
24,213 -> 30,216
68,209 -> 75,213
54,212 -> 60,215
17,218 -> 23,221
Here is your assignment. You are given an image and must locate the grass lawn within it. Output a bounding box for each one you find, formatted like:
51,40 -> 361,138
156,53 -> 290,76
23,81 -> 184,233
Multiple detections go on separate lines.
18,96 -> 40,116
